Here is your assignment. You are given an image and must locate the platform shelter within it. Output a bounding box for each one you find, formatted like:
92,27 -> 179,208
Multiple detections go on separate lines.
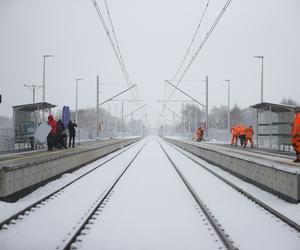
12,102 -> 56,149
250,102 -> 295,151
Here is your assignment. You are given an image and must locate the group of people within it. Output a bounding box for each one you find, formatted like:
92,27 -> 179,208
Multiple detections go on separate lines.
230,125 -> 254,148
192,107 -> 300,163
47,115 -> 77,151
195,127 -> 204,142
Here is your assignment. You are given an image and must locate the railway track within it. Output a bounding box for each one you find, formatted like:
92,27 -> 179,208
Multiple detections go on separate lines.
0,139 -> 148,250
160,138 -> 300,250
157,139 -> 237,250
57,141 -> 147,250
0,139 -> 142,230
165,139 -> 300,233
1,136 -> 299,250
67,136 -> 231,250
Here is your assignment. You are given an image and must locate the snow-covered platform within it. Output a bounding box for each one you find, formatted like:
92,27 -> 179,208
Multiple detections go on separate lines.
0,138 -> 140,201
165,137 -> 300,203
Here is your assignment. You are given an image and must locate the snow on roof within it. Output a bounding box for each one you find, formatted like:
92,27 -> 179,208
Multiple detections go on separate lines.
12,102 -> 56,112
250,102 -> 295,113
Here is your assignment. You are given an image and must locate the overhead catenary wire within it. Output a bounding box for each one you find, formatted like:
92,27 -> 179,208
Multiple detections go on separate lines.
162,1 -> 209,121
171,0 -> 210,82
91,0 -> 139,103
103,0 -> 132,85
164,0 -> 233,108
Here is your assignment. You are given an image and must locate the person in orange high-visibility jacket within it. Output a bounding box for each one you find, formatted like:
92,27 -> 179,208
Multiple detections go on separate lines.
196,127 -> 204,142
239,125 -> 246,147
291,107 -> 300,163
230,126 -> 239,146
244,125 -> 254,148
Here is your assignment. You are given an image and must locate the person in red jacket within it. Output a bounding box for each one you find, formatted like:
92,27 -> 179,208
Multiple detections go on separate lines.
47,114 -> 57,151
244,125 -> 254,148
291,107 -> 300,163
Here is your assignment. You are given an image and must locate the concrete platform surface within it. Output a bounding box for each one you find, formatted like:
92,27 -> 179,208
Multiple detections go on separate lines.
0,137 -> 140,201
165,137 -> 300,203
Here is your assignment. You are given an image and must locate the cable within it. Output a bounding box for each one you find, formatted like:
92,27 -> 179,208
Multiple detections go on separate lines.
91,0 -> 139,103
171,0 -> 210,82
103,0 -> 131,84
165,0 -> 233,108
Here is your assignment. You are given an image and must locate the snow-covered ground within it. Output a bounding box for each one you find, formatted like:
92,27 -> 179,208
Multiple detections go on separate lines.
0,140 -> 140,222
75,137 -> 225,250
160,138 -> 300,250
0,136 -> 299,250
168,137 -> 300,174
0,139 -> 146,250
166,141 -> 300,225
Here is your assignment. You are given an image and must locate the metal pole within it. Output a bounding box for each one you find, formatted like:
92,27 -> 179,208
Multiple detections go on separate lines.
121,101 -> 124,138
188,110 -> 191,138
96,75 -> 99,139
269,104 -> 272,149
256,108 -> 259,147
228,80 -> 230,133
75,80 -> 78,123
42,56 -> 46,102
254,55 -> 264,103
131,114 -> 133,135
222,80 -> 230,135
206,76 -> 209,140
182,102 -> 184,137
33,87 -> 36,103
261,56 -> 264,103
141,120 -> 143,137
75,78 -> 83,123
107,102 -> 110,138
173,113 -> 175,135
42,55 -> 53,102
195,104 -> 198,130
114,104 -> 117,137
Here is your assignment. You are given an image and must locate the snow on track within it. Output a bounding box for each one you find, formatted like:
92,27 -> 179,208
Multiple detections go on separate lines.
76,137 -> 225,250
161,138 -> 300,250
0,139 -> 146,250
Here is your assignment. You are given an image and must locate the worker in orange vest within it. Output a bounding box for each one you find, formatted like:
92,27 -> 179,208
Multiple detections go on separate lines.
244,125 -> 254,148
230,126 -> 239,146
239,126 -> 246,147
196,127 -> 204,142
291,107 -> 300,163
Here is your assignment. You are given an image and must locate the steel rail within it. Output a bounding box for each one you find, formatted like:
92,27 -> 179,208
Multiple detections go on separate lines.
0,139 -> 142,230
165,139 -> 300,233
60,140 -> 148,250
157,139 -> 237,250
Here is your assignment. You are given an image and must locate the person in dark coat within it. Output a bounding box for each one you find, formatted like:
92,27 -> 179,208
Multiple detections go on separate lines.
56,119 -> 68,149
68,120 -> 77,148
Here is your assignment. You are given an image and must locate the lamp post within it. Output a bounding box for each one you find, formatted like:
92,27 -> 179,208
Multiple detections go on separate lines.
75,78 -> 83,123
254,55 -> 264,103
42,55 -> 54,102
222,80 -> 231,134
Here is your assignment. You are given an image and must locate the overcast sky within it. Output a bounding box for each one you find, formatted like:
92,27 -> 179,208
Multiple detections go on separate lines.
0,0 -> 299,127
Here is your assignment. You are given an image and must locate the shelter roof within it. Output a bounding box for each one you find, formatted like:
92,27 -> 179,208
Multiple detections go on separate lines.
250,102 -> 295,113
12,102 -> 56,112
